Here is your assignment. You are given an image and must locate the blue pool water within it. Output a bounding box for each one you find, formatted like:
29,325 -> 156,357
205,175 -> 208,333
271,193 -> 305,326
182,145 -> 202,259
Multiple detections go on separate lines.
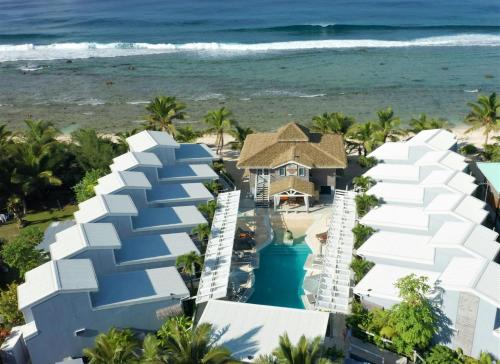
248,236 -> 311,309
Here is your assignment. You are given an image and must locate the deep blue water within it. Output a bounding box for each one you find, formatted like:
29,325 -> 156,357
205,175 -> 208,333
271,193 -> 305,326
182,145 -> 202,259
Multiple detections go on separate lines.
248,238 -> 311,309
0,0 -> 499,130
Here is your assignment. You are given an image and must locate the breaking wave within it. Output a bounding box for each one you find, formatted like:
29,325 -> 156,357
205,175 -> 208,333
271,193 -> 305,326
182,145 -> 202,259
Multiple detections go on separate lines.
2,34 -> 500,62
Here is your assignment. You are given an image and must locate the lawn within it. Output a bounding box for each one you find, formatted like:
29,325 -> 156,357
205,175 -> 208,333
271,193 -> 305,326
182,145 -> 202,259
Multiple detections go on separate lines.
0,204 -> 78,242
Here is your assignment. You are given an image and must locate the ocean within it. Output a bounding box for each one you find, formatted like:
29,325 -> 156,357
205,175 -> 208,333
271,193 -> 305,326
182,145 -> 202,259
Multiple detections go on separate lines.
0,0 -> 499,132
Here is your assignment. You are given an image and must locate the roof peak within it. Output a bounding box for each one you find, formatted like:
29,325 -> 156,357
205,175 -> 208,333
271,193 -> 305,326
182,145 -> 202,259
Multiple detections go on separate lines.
276,122 -> 310,142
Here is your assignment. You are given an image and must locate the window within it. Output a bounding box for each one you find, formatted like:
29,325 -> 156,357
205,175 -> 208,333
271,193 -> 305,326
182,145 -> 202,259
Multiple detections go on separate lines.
279,167 -> 286,176
298,167 -> 305,177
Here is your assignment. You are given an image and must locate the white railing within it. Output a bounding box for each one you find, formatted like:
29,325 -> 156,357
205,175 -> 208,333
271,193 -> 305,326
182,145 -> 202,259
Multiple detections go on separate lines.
314,189 -> 357,313
196,190 -> 241,304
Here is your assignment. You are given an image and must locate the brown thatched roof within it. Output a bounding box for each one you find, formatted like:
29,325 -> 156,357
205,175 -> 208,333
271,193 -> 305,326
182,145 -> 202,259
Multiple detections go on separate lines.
237,122 -> 347,169
269,176 -> 316,196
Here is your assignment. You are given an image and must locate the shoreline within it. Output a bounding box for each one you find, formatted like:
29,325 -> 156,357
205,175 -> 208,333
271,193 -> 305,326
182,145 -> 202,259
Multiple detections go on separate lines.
53,124 -> 499,151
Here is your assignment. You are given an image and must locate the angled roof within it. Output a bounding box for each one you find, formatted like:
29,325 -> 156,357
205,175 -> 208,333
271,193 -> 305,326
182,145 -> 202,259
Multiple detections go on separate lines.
18,259 -> 98,310
91,266 -> 188,309
110,151 -> 162,172
269,176 -> 315,196
354,264 -> 441,302
358,231 -> 435,265
199,300 -> 330,361
95,171 -> 152,195
368,182 -> 424,205
146,183 -> 213,204
477,162 -> 500,192
115,232 -> 198,265
438,257 -> 500,308
50,223 -> 121,260
420,170 -> 477,195
175,144 -> 218,162
369,142 -> 409,161
126,130 -> 179,152
132,206 -> 206,232
414,150 -> 467,171
237,122 -> 347,169
407,129 -> 457,151
158,163 -> 218,182
38,220 -> 76,251
360,205 -> 429,231
74,194 -> 138,224
429,221 -> 499,259
364,164 -> 420,182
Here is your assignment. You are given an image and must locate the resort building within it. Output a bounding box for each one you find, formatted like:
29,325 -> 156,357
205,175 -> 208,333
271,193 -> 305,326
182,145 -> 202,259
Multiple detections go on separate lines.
3,131 -> 219,364
353,130 -> 500,358
237,122 -> 347,210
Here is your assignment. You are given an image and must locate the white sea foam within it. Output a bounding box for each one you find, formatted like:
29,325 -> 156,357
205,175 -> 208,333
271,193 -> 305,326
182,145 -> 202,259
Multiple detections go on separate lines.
76,98 -> 105,106
299,93 -> 326,98
1,34 -> 500,62
126,100 -> 149,105
193,93 -> 225,101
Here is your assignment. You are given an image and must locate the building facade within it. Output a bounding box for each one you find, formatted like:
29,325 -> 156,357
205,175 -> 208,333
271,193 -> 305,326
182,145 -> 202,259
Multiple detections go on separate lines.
1,131 -> 218,364
237,122 -> 347,210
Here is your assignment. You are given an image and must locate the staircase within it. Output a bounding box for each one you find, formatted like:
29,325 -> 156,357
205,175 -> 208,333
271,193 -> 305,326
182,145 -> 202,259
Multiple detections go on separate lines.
255,175 -> 270,207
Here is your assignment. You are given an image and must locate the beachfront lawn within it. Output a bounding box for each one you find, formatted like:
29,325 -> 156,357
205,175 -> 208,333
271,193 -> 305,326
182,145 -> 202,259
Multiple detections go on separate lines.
0,204 -> 77,242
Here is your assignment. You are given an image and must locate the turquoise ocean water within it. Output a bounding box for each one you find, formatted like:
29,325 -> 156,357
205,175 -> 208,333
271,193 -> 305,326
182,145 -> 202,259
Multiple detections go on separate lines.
0,0 -> 499,131
248,238 -> 311,309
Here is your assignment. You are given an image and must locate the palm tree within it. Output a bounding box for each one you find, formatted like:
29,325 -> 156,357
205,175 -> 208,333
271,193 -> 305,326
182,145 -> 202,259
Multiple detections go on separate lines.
352,223 -> 375,249
311,112 -> 355,135
228,125 -> 253,151
257,333 -> 332,364
83,328 -> 139,364
352,176 -> 375,192
346,122 -> 382,156
192,223 -> 211,243
204,180 -> 220,196
145,96 -> 187,135
0,123 -> 12,149
141,334 -> 167,364
23,119 -> 60,147
116,128 -> 143,154
465,92 -> 500,145
157,316 -> 193,345
10,143 -> 62,214
373,107 -> 403,143
408,114 -> 452,133
163,322 -> 236,364
198,200 -> 218,223
175,125 -> 203,143
204,107 -> 235,155
354,193 -> 379,218
176,251 -> 203,293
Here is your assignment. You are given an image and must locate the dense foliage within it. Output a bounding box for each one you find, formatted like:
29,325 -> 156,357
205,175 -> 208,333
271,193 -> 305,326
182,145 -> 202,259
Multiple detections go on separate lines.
73,169 -> 106,203
0,283 -> 25,329
0,227 -> 46,277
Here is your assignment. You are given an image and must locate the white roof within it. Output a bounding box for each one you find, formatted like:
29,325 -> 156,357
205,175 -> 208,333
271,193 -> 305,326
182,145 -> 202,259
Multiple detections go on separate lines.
110,151 -> 162,172
438,257 -> 500,307
74,194 -> 138,223
91,266 -> 188,309
199,300 -> 330,362
423,193 -> 487,224
407,129 -> 457,151
425,193 -> 464,213
354,264 -> 441,302
94,171 -> 152,195
420,170 -> 477,195
360,205 -> 429,231
364,164 -> 419,182
453,195 -> 488,224
126,130 -> 179,152
37,220 -> 76,251
18,259 -> 98,310
50,223 -> 121,260
415,150 -> 467,171
368,183 -> 424,205
430,221 -> 500,259
369,142 -> 409,161
358,231 -> 435,265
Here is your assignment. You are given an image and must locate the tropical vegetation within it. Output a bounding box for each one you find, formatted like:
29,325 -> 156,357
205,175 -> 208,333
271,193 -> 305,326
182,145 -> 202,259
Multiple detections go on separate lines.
204,107 -> 235,154
465,92 -> 499,146
144,96 -> 187,135
175,251 -> 203,293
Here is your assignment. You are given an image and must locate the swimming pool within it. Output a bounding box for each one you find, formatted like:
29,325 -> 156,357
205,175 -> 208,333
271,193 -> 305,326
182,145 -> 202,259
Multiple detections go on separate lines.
247,235 -> 311,309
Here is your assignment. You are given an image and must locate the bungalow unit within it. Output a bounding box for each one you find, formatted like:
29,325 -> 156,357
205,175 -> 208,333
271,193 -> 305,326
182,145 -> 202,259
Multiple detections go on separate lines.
353,130 -> 500,358
1,130 -> 220,364
475,162 -> 500,227
237,122 -> 347,211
